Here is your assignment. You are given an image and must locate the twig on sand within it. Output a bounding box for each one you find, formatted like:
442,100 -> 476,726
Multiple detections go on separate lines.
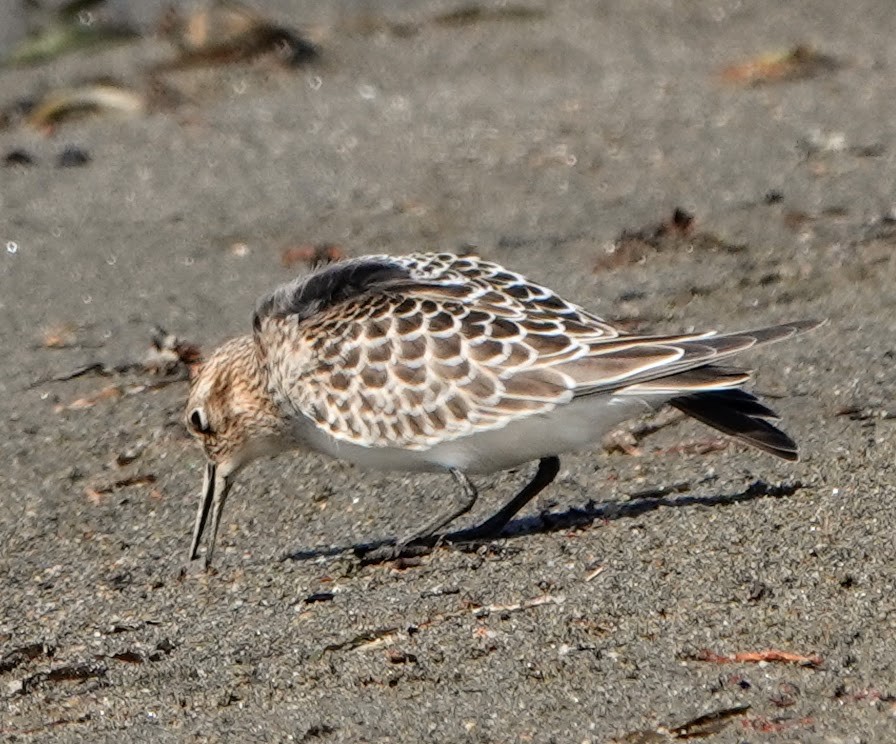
317,594 -> 563,657
691,648 -> 823,668
32,327 -> 200,412
84,474 -> 158,504
28,362 -> 124,388
669,704 -> 752,739
612,704 -> 751,742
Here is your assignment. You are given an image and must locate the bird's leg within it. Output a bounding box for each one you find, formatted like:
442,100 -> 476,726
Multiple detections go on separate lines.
453,456 -> 560,541
359,459 -> 559,563
357,469 -> 479,563
395,467 -> 479,547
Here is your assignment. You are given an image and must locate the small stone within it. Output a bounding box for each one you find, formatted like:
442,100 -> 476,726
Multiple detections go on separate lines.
57,146 -> 91,168
3,148 -> 35,167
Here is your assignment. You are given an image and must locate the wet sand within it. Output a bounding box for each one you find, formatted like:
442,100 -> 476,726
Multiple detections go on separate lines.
1,1 -> 895,741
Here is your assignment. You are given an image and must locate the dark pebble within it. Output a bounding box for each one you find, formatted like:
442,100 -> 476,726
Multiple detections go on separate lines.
57,146 -> 91,168
3,148 -> 35,166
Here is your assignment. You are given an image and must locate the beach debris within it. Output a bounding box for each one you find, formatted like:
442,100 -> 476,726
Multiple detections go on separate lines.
156,1 -> 318,70
596,209 -> 744,272
318,594 -> 561,658
0,643 -> 55,674
692,647 -> 823,668
303,592 -> 335,604
602,409 -> 685,455
835,405 -> 896,421
385,649 -> 416,664
40,323 -> 79,348
319,627 -> 400,655
669,704 -> 752,739
144,326 -> 203,376
340,4 -> 545,37
36,328 -> 200,412
108,619 -> 160,634
3,9 -> 138,68
467,594 -> 562,619
3,148 -> 36,167
653,438 -> 729,457
84,474 -> 157,504
834,687 -> 896,704
18,661 -> 108,694
720,45 -> 839,86
57,384 -> 123,411
109,650 -> 144,664
796,129 -> 886,160
56,145 -> 91,167
769,681 -> 800,708
433,4 -> 546,27
740,715 -> 815,734
34,327 -> 201,386
26,83 -> 146,132
281,243 -> 345,269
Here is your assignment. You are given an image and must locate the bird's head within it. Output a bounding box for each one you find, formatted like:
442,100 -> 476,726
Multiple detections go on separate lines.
184,335 -> 287,567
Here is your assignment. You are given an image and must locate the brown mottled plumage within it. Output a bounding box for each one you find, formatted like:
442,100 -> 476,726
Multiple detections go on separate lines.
185,252 -> 820,567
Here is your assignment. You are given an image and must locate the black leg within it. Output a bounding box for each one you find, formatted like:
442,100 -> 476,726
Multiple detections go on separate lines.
454,456 -> 560,540
358,458 -> 559,564
397,468 -> 479,546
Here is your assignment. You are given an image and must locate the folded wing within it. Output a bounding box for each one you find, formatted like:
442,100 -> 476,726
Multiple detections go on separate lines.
253,254 -> 819,457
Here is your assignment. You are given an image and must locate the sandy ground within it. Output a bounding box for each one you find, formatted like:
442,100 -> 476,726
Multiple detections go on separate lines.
1,1 -> 896,741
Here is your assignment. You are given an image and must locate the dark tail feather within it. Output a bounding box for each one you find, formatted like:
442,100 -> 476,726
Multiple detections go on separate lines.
670,389 -> 799,461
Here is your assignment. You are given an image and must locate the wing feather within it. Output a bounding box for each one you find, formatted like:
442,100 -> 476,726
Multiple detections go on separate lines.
254,252 -> 819,452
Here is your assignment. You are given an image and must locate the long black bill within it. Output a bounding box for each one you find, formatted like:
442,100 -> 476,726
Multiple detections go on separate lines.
189,461 -> 232,569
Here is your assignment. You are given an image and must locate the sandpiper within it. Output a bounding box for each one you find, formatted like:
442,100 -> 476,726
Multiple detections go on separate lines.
185,252 -> 819,567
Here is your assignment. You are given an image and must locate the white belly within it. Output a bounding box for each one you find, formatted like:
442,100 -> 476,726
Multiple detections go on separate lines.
295,394 -> 666,474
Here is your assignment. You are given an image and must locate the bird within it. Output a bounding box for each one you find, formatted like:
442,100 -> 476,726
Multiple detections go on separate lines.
184,252 -> 820,567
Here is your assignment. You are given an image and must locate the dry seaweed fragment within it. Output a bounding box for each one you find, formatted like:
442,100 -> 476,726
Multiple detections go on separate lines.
303,592 -> 335,604
721,45 -> 839,86
40,323 -> 78,348
56,384 -> 123,411
692,647 -> 823,667
36,328 -> 200,410
26,83 -> 145,131
320,627 -> 400,655
3,21 -> 138,68
110,650 -> 144,664
0,643 -> 54,674
144,326 -> 203,375
669,704 -> 752,739
836,405 -> 896,421
612,704 -> 750,742
338,3 -> 545,37
156,1 -> 318,70
597,209 -> 742,272
85,474 -> 157,504
740,715 -> 814,734
19,661 -> 108,694
433,5 -> 546,26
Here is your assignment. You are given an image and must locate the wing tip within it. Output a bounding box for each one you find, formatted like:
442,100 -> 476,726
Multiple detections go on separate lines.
670,392 -> 802,462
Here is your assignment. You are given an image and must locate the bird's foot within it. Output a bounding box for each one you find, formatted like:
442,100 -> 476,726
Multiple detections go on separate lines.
355,526 -> 506,565
355,534 -> 440,565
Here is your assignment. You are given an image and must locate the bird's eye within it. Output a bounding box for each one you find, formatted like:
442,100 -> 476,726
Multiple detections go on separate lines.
189,407 -> 211,435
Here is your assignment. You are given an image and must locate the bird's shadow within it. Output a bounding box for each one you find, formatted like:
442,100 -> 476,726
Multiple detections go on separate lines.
283,479 -> 804,565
